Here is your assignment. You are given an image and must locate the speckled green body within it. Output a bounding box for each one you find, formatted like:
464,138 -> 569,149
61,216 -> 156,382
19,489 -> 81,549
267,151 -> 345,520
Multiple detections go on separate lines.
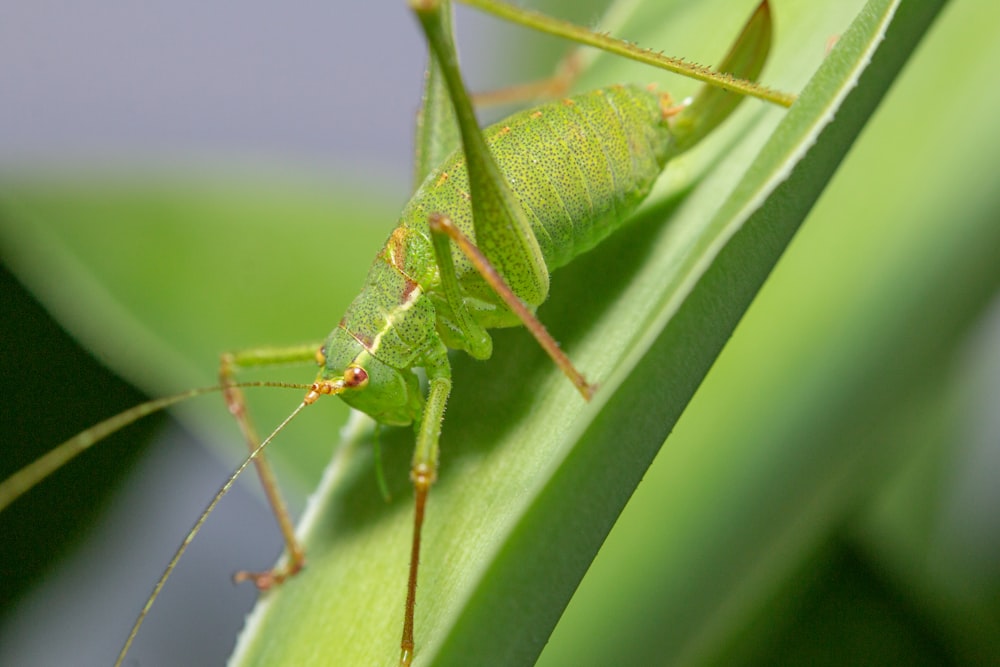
322,84 -> 675,425
417,85 -> 675,284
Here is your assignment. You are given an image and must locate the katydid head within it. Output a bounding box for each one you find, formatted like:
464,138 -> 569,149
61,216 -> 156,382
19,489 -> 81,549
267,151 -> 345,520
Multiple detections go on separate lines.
309,326 -> 422,427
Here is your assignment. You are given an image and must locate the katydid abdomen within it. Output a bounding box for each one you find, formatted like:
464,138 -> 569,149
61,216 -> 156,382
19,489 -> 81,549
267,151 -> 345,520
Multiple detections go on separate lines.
325,84 -> 676,425
412,83 -> 674,274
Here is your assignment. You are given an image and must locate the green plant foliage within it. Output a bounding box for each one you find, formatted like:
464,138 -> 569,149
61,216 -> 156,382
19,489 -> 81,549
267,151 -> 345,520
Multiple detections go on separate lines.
3,1 -> 995,666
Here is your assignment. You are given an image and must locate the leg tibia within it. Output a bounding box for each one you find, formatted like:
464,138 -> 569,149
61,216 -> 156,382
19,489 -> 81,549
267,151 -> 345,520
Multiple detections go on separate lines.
400,359 -> 452,666
219,342 -> 323,588
429,214 -> 595,400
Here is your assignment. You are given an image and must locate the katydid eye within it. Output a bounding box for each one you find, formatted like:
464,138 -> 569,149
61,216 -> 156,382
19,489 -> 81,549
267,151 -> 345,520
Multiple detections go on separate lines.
344,366 -> 369,388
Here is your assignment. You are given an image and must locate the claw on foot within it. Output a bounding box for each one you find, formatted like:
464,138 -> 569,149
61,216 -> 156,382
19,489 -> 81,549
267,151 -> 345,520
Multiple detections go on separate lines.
233,556 -> 305,591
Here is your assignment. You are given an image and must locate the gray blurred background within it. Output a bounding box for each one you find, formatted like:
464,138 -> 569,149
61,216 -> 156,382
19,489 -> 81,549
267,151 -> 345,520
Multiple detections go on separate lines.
0,1 -> 510,180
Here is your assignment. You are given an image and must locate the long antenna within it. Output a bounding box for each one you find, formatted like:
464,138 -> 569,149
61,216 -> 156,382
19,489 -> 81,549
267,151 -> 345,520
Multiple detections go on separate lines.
0,381 -> 311,512
114,399 -> 310,667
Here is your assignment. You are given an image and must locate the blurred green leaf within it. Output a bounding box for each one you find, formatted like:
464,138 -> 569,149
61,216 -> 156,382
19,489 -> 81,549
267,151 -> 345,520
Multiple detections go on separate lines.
0,176 -> 396,483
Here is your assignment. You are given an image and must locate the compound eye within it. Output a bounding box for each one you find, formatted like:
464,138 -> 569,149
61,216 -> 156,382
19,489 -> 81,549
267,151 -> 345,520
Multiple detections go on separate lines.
344,365 -> 369,389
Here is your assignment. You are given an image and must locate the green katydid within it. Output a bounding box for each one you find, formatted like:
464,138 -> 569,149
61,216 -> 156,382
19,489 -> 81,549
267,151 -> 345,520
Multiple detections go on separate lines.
0,0 -> 798,664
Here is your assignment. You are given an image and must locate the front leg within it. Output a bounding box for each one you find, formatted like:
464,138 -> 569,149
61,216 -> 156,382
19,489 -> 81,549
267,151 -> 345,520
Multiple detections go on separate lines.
219,342 -> 322,588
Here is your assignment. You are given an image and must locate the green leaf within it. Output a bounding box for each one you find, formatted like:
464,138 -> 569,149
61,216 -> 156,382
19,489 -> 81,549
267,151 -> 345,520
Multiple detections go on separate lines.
543,0 -> 1000,664
226,1 -> 943,666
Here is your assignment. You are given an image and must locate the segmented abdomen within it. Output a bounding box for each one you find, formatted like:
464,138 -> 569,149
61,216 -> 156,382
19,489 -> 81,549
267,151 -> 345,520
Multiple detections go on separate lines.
406,84 -> 676,273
